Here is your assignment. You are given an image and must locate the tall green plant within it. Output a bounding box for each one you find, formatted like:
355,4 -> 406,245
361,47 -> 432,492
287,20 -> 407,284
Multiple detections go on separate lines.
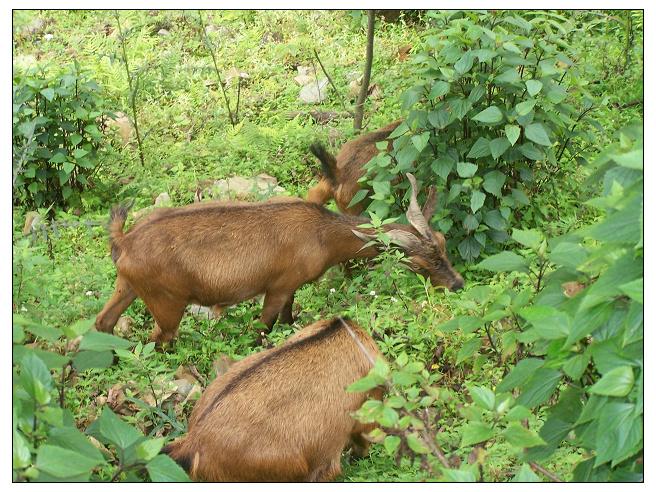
359,10 -> 599,262
13,62 -> 107,210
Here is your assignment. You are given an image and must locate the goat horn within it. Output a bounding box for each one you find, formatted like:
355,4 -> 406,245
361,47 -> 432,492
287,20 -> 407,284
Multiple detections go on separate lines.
405,173 -> 433,240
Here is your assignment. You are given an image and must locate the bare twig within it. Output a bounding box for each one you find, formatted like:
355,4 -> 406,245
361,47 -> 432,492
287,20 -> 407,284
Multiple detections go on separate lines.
354,10 -> 375,132
530,462 -> 563,483
198,10 -> 235,127
313,48 -> 352,116
114,11 -> 146,167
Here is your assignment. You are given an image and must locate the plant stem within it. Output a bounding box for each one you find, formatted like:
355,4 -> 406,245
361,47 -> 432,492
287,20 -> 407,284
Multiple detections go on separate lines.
530,462 -> 563,482
354,10 -> 375,132
198,10 -> 235,127
313,48 -> 352,116
114,11 -> 146,167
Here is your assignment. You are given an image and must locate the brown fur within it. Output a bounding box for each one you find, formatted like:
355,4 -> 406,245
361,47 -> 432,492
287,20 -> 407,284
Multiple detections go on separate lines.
163,318 -> 383,482
96,186 -> 462,344
307,120 -> 403,215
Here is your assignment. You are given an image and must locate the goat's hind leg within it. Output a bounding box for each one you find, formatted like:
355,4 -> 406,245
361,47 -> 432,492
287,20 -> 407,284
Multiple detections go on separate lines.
95,274 -> 137,334
143,295 -> 186,345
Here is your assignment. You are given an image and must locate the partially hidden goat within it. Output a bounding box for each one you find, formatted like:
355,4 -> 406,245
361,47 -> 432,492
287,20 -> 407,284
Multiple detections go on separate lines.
163,317 -> 383,482
95,174 -> 463,343
307,119 -> 402,214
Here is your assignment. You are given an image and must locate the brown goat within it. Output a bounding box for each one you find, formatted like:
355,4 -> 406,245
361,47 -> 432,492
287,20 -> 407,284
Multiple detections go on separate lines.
307,119 -> 402,215
95,174 -> 463,344
164,317 -> 384,482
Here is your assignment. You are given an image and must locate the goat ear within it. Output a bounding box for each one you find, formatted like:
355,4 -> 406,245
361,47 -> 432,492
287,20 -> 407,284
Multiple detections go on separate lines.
386,229 -> 422,251
422,186 -> 438,222
405,173 -> 433,240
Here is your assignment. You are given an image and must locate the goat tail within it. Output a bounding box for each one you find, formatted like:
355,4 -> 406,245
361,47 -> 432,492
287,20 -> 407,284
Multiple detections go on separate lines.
108,200 -> 134,262
309,142 -> 337,186
162,438 -> 195,478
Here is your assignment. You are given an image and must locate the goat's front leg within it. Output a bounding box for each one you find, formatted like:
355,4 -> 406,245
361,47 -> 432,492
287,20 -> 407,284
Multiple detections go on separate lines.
257,291 -> 293,344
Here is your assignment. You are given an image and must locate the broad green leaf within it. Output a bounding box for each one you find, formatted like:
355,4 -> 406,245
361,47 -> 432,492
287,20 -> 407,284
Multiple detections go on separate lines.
472,106 -> 503,124
562,353 -> 590,380
619,278 -> 643,303
136,438 -> 165,461
505,405 -> 532,422
70,134 -> 83,147
62,318 -> 95,339
490,137 -> 511,160
429,81 -> 450,99
405,433 -> 429,454
146,454 -> 191,482
497,358 -> 544,392
48,427 -> 105,464
73,350 -> 114,372
458,236 -> 482,261
72,148 -> 89,159
98,407 -> 142,451
483,209 -> 506,230
13,429 -> 31,469
463,214 -> 479,232
348,189 -> 369,209
19,352 -> 54,405
525,123 -> 552,146
468,386 -> 495,411
456,161 -> 478,178
525,79 -> 543,96
441,468 -> 477,482
460,421 -> 494,447
476,251 -> 529,273
40,88 -> 56,101
455,51 -> 475,74
483,171 -> 506,197
456,337 -> 482,365
611,149 -> 643,170
13,345 -> 70,370
516,368 -> 562,408
347,371 -> 385,392
549,242 -> 587,269
594,402 -> 642,467
383,435 -> 401,455
511,463 -> 541,482
470,190 -> 485,213
505,124 -> 521,146
516,99 -> 536,116
502,423 -> 546,448
588,366 -> 635,397
511,228 -> 543,249
79,331 -> 134,352
467,137 -> 491,158
411,132 -> 430,152
431,156 -> 454,180
36,445 -> 103,478
519,305 -> 570,340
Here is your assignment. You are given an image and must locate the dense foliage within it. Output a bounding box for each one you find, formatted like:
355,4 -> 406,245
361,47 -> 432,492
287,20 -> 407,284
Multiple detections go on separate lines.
12,10 -> 642,483
13,62 -> 108,210
360,11 -> 603,262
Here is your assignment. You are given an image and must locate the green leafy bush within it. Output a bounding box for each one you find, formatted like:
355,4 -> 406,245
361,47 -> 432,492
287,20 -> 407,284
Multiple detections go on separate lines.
13,62 -> 107,210
353,124 -> 643,481
359,10 -> 599,262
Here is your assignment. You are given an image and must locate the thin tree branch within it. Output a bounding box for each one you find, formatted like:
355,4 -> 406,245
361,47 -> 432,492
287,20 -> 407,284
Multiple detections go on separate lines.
354,10 -> 375,132
313,48 -> 352,116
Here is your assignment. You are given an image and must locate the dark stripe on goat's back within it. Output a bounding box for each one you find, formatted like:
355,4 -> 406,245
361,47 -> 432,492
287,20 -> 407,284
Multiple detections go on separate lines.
134,200 -> 341,230
197,318 -> 348,423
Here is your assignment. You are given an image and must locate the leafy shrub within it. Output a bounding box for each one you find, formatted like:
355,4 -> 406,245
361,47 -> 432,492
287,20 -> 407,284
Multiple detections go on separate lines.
359,10 -> 599,262
352,124 -> 643,481
12,314 -> 189,482
13,62 -> 107,211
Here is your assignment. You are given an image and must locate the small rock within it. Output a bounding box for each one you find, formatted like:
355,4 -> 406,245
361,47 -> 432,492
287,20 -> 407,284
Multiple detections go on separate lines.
188,305 -> 222,319
174,365 -> 200,386
157,28 -> 170,36
299,78 -> 329,104
293,66 -> 318,86
22,211 -> 41,236
43,33 -> 54,41
398,44 -> 412,61
104,112 -> 133,146
173,379 -> 193,398
225,67 -> 250,85
154,192 -> 171,207
369,83 -> 383,100
260,31 -> 283,44
345,70 -> 361,82
208,175 -> 285,200
114,316 -> 133,338
24,18 -> 45,35
107,383 -> 126,411
118,176 -> 134,185
348,78 -> 362,98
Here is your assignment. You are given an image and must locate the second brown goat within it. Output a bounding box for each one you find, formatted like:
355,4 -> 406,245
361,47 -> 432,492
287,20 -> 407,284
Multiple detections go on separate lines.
164,317 -> 383,482
307,119 -> 402,214
95,174 -> 463,343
